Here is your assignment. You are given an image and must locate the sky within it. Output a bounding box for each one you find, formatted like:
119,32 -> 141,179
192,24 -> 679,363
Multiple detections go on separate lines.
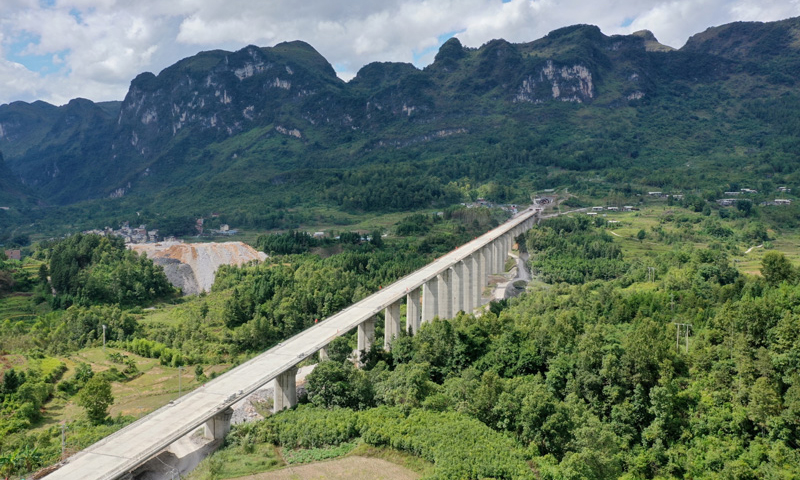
0,0 -> 799,106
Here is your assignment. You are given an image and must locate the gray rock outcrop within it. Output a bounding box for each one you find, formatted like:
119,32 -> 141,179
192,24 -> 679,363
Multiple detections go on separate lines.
130,241 -> 267,295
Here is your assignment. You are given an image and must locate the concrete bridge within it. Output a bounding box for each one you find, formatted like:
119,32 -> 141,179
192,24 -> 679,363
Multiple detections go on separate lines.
44,207 -> 540,480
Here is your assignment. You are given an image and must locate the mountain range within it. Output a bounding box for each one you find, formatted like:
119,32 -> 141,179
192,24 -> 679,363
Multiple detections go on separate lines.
2,17 -> 800,235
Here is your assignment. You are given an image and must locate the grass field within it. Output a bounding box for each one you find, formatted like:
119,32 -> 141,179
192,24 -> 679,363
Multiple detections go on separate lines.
187,443 -> 431,480
237,456 -> 421,480
30,347 -> 230,431
559,204 -> 800,279
0,293 -> 43,323
138,289 -> 230,327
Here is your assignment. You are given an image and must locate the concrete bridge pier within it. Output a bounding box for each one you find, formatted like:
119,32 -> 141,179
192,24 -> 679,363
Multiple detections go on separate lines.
500,235 -> 510,271
501,235 -> 509,269
451,262 -> 464,314
319,346 -> 329,361
493,241 -> 502,273
406,288 -> 421,334
465,256 -> 477,312
477,249 -> 486,297
204,407 -> 233,440
358,317 -> 375,352
273,367 -> 298,413
384,300 -> 401,350
422,277 -> 438,323
437,269 -> 452,319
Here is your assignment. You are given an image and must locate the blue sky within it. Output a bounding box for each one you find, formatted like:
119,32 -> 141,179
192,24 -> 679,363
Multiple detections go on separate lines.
0,0 -> 798,105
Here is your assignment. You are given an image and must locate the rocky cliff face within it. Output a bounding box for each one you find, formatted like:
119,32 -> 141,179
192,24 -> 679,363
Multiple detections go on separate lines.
130,242 -> 267,295
116,42 -> 345,160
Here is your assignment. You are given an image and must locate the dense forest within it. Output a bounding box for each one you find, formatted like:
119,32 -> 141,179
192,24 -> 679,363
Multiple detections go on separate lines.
0,207 -> 506,477
189,209 -> 800,480
4,15 -> 800,479
3,194 -> 800,478
5,18 -> 800,243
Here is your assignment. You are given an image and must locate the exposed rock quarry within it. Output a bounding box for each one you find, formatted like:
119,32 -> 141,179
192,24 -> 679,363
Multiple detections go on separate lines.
130,241 -> 267,295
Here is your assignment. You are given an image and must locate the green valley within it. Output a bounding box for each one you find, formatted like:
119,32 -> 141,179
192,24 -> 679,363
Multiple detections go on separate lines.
2,15 -> 800,480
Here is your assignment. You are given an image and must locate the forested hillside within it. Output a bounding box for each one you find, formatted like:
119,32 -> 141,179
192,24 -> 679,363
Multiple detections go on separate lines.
3,13 -> 800,480
190,209 -> 800,480
0,207 -> 505,477
3,18 -> 800,240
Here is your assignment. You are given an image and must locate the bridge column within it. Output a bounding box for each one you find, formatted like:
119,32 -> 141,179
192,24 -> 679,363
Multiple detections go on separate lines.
453,261 -> 465,314
497,239 -> 505,272
437,269 -> 452,319
273,367 -> 298,413
477,249 -> 486,296
422,277 -> 438,323
406,287 -> 421,334
358,317 -> 375,352
500,235 -> 509,271
203,407 -> 233,440
466,255 -> 478,311
484,244 -> 493,275
319,346 -> 329,361
384,300 -> 401,350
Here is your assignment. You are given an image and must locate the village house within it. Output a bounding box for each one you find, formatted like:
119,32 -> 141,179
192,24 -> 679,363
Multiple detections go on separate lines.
4,249 -> 21,261
591,206 -> 604,211
775,199 -> 792,205
717,199 -> 738,207
606,206 -> 619,211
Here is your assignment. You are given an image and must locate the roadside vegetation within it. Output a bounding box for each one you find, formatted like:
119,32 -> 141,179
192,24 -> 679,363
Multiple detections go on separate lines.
3,196 -> 800,478
0,206 -> 506,478
188,199 -> 800,479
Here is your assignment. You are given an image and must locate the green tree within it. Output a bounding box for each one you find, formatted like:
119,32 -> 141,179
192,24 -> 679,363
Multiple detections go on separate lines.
748,376 -> 781,434
77,376 -> 114,424
736,199 -> 753,216
326,336 -> 354,363
761,251 -> 794,286
374,362 -> 437,410
306,361 -> 374,410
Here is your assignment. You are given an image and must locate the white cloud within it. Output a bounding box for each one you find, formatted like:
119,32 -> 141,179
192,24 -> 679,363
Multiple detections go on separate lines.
0,57 -> 45,103
0,0 -> 799,105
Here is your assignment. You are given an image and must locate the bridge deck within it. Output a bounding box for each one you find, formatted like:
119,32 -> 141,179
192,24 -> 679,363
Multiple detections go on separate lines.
44,207 -> 539,480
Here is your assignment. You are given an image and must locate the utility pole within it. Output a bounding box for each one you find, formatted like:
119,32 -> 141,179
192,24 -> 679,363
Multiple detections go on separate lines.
61,422 -> 66,460
102,324 -> 107,352
178,366 -> 183,398
673,323 -> 691,353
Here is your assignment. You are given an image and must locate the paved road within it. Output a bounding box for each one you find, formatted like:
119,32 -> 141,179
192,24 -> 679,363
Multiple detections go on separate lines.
44,207 -> 539,480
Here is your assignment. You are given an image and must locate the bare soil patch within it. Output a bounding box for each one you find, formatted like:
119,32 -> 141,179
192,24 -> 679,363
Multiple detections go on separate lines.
235,456 -> 420,480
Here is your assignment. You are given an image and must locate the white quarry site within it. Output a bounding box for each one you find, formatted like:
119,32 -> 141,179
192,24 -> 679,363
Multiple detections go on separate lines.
129,241 -> 267,295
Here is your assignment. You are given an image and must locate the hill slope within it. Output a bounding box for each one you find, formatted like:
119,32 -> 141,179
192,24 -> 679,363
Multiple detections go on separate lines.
3,18 -> 800,234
